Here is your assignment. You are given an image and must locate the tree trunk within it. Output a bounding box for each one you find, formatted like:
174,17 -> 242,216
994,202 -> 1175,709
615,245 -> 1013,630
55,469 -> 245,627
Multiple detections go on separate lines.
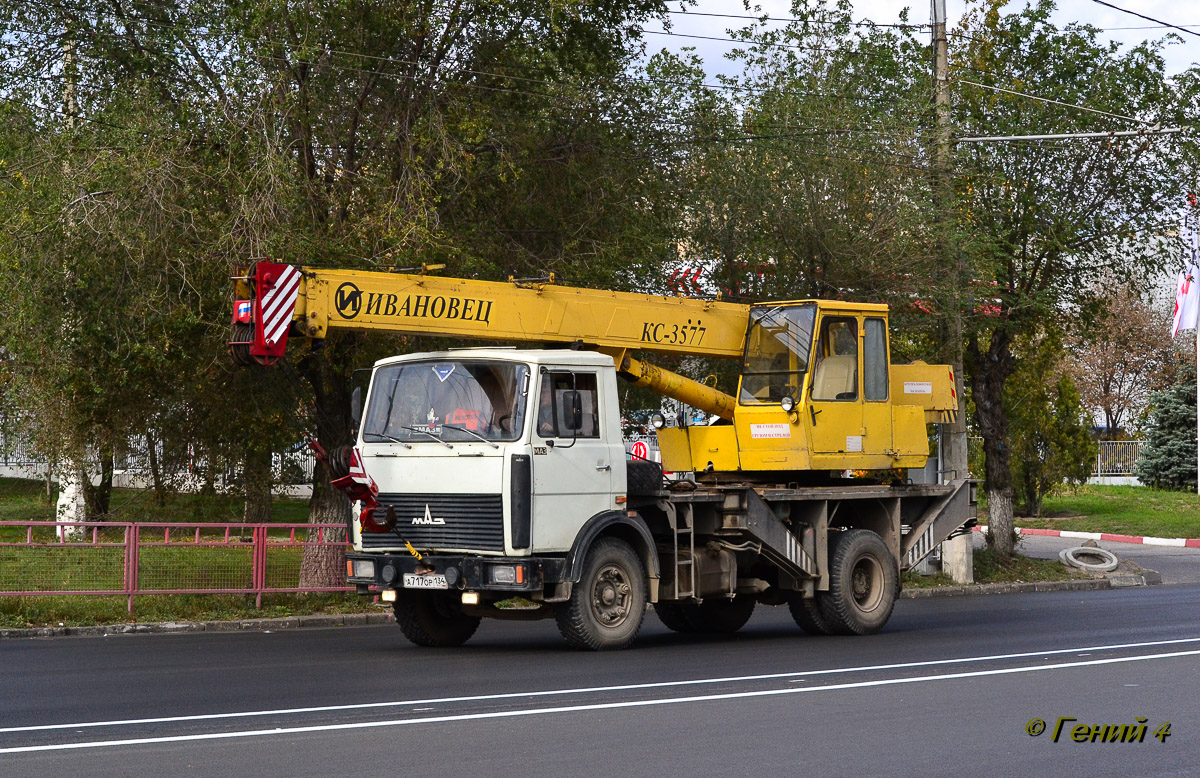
146,429 -> 166,507
299,460 -> 349,588
968,328 -> 1017,556
83,444 -> 114,518
242,445 -> 273,523
298,337 -> 356,588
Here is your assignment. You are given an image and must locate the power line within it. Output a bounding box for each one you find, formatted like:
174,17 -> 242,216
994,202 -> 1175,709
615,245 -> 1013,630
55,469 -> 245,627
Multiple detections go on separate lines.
662,9 -> 927,31
1091,0 -> 1200,38
956,126 -> 1185,143
956,79 -> 1151,126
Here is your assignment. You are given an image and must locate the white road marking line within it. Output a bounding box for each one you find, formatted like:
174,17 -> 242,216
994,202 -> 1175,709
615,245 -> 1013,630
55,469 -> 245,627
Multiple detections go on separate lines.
4,648 -> 1199,754
3,636 -> 1200,736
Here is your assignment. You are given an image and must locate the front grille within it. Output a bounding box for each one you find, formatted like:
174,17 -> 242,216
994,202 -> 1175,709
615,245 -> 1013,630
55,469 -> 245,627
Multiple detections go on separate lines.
364,493 -> 504,552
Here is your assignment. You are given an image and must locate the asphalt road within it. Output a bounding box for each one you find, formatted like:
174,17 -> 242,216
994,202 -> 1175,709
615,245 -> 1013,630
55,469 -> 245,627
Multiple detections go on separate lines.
4,584 -> 1200,777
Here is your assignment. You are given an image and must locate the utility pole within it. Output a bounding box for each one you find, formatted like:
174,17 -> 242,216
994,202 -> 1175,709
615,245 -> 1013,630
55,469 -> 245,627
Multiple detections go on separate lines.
932,0 -> 972,582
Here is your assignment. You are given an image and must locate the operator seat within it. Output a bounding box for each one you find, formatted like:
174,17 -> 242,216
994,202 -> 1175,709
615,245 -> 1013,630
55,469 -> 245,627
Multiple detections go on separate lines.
812,355 -> 857,401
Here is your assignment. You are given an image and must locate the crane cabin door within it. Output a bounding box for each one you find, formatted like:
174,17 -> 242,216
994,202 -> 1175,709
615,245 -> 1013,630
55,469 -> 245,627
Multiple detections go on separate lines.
529,370 -> 618,551
807,314 -> 894,463
807,316 -> 864,457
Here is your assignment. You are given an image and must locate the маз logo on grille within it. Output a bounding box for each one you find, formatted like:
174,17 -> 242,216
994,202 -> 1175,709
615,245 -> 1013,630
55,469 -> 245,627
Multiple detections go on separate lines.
412,505 -> 446,525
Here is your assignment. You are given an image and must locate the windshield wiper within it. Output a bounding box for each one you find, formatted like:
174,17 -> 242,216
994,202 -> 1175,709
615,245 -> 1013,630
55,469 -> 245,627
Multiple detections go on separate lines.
361,432 -> 412,449
398,425 -> 454,449
442,424 -> 499,449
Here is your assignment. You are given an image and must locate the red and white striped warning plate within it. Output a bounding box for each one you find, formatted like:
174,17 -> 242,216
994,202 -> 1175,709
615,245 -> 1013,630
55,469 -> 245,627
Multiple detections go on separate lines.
251,263 -> 301,359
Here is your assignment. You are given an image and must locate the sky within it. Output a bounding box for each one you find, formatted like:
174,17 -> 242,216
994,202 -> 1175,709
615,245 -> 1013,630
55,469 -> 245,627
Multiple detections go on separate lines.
642,0 -> 1200,77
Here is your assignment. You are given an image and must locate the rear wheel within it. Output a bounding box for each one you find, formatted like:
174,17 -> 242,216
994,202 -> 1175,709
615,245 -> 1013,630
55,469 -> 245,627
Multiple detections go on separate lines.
555,537 -> 646,650
653,602 -> 696,633
393,591 -> 481,647
690,596 -> 756,633
787,592 -> 837,635
654,596 -> 755,634
817,529 -> 898,635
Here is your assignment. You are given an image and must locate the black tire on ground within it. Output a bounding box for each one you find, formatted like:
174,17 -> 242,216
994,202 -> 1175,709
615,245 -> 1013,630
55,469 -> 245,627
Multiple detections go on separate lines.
690,596 -> 756,633
786,592 -> 837,635
555,537 -> 646,650
653,602 -> 697,633
816,529 -> 898,635
626,460 -> 663,495
392,591 -> 482,647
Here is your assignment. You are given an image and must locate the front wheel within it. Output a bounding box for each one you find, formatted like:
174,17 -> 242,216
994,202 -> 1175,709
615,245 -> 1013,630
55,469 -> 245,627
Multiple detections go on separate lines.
555,537 -> 646,650
817,529 -> 898,635
393,591 -> 481,647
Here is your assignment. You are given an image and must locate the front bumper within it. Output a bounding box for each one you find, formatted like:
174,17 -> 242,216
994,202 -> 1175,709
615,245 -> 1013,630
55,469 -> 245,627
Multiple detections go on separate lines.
346,552 -> 567,594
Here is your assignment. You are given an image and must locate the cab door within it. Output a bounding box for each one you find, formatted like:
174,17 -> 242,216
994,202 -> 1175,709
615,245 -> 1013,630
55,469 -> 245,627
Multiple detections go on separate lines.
530,370 -> 615,551
859,317 -> 894,457
807,316 -> 863,455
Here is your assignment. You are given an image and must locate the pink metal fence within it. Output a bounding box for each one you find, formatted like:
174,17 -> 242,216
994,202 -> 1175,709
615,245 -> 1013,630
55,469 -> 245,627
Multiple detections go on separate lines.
0,521 -> 352,612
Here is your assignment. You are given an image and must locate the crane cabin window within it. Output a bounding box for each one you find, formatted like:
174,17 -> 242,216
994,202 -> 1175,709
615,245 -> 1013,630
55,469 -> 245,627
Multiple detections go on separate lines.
739,304 -> 816,405
362,360 -> 530,443
811,318 -> 858,401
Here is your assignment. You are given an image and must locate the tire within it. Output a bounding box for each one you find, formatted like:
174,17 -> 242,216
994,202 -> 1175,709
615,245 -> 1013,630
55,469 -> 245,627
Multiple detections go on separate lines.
392,591 -> 481,647
690,596 -> 756,633
555,537 -> 647,650
817,529 -> 898,636
787,592 -> 837,635
654,597 -> 755,634
627,460 -> 663,495
654,602 -> 697,633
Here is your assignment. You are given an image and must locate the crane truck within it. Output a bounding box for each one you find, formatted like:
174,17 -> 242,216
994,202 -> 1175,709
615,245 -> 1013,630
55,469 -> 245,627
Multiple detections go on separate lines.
231,262 -> 975,650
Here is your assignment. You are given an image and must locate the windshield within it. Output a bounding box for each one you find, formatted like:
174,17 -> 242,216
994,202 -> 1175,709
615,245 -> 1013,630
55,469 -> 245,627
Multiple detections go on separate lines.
739,304 -> 816,405
362,360 -> 529,443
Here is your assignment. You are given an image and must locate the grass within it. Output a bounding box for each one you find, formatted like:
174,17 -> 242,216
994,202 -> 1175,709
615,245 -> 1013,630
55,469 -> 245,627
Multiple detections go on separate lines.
0,475 -> 311,525
1018,485 -> 1200,539
3,479 -> 1187,625
0,476 -> 362,629
0,593 -> 380,630
903,548 -> 1089,589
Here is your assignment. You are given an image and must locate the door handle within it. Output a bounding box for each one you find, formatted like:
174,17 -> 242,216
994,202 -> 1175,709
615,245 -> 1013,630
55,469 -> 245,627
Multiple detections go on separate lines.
596,464 -> 611,471
809,405 -> 821,425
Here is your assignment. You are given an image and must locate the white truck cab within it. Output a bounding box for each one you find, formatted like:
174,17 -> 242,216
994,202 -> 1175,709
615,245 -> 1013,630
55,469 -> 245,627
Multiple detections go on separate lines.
351,347 -> 630,558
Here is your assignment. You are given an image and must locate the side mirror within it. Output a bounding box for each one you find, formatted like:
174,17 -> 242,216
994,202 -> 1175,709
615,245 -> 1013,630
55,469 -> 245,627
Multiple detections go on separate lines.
562,390 -> 583,431
350,387 -> 363,433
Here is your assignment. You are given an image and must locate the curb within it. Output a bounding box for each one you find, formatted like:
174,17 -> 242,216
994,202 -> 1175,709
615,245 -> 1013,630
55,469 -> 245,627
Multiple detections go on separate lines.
2,578 -> 1127,637
901,578 -> 1112,598
974,525 -> 1200,548
0,611 -> 394,640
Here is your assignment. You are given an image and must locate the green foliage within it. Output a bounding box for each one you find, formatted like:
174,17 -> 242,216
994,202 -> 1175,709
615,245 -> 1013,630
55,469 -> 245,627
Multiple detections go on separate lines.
0,0 -> 678,516
1136,361 -> 1198,491
1006,332 -> 1097,516
953,0 -> 1197,551
1024,484 -> 1200,538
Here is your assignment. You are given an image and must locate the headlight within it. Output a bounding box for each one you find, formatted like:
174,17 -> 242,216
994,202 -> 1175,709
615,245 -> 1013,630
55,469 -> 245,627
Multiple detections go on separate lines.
650,413 -> 666,429
490,565 -> 516,584
781,395 -> 795,412
351,559 -> 375,578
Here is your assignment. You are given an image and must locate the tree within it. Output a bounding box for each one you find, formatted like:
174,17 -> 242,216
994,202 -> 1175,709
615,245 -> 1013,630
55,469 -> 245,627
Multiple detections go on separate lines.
1065,284 -> 1175,438
1136,354 -> 1198,491
1006,331 -> 1096,517
0,0 -> 680,575
951,0 -> 1199,554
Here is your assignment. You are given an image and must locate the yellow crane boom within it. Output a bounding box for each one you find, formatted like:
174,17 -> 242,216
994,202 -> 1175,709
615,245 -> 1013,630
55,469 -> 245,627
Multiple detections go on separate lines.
231,261 -> 959,474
